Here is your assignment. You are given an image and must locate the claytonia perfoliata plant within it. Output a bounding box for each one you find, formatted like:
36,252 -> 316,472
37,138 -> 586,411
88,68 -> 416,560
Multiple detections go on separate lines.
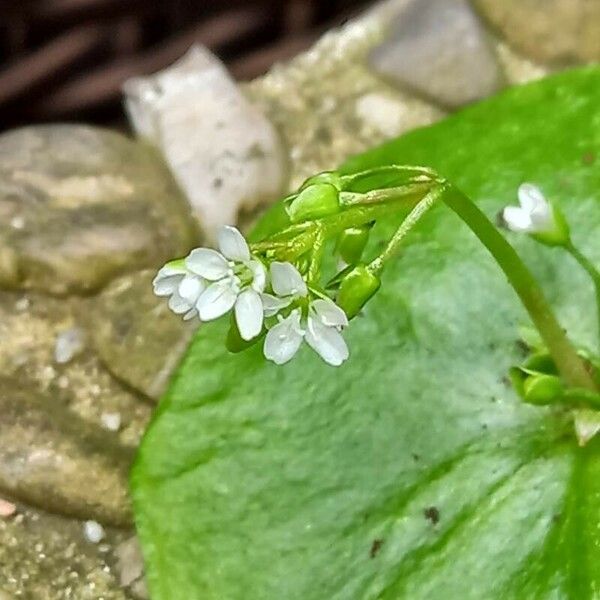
154,164 -> 600,442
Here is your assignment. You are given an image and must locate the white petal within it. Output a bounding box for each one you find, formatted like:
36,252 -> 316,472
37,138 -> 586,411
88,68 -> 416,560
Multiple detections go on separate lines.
235,289 -> 264,341
305,317 -> 349,367
518,183 -> 546,213
197,279 -> 238,321
168,291 -> 193,315
310,298 -> 348,328
183,307 -> 199,321
529,203 -> 554,231
263,310 -> 304,365
218,226 -> 250,262
261,293 -> 292,317
248,260 -> 267,293
270,262 -> 308,298
503,206 -> 533,232
186,248 -> 229,280
178,275 -> 205,304
153,263 -> 186,296
153,274 -> 183,296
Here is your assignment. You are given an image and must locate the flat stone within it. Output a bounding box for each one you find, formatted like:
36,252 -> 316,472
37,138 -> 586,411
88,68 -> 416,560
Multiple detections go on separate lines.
89,270 -> 197,401
0,125 -> 198,295
124,46 -> 287,240
369,0 -> 503,108
0,378 -> 132,526
475,0 -> 600,65
0,290 -> 152,524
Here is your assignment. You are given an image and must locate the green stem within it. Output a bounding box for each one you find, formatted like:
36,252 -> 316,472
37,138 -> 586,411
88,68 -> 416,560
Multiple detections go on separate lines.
369,185 -> 446,274
442,186 -> 596,391
566,242 -> 600,349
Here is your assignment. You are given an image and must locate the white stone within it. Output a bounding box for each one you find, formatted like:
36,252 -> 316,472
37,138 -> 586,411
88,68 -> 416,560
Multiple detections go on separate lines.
83,520 -> 105,543
355,93 -> 406,136
101,412 -> 121,432
123,46 -> 287,239
54,327 -> 85,364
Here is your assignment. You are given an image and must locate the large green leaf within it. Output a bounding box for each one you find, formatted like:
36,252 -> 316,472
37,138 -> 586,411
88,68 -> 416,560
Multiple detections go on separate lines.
132,67 -> 600,599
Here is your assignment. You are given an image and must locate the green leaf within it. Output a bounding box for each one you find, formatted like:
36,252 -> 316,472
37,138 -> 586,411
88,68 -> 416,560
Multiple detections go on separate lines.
132,67 -> 600,599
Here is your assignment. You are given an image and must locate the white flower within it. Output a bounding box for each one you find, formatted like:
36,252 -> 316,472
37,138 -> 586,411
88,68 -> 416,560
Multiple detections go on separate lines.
262,260 -> 349,367
502,183 -> 554,234
264,298 -> 349,366
153,261 -> 205,321
186,226 -> 266,340
261,261 -> 308,317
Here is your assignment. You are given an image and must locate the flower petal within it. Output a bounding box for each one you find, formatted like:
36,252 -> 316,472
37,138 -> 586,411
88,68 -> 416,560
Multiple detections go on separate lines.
178,275 -> 205,304
263,310 -> 304,365
503,206 -> 532,232
153,263 -> 186,296
235,289 -> 264,341
248,260 -> 267,293
186,248 -> 229,280
529,203 -> 554,231
183,307 -> 199,321
218,225 -> 250,262
261,293 -> 292,317
153,273 -> 183,296
518,183 -> 546,213
197,279 -> 237,321
270,262 -> 308,298
305,316 -> 349,367
311,298 -> 348,328
168,291 -> 193,315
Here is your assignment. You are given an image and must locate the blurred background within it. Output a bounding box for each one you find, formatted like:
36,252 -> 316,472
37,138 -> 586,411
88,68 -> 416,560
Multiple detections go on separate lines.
0,0 -> 373,128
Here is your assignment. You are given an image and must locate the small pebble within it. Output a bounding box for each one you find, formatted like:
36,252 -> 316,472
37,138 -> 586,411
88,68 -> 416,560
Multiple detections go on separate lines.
0,498 -> 16,518
101,412 -> 121,432
10,215 -> 25,229
83,520 -> 105,543
15,297 -> 30,311
54,327 -> 85,364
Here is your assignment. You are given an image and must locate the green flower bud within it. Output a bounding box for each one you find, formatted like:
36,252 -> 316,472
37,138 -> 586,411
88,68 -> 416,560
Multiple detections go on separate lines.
336,265 -> 380,319
336,223 -> 374,266
523,373 -> 563,406
287,183 -> 340,223
300,171 -> 342,191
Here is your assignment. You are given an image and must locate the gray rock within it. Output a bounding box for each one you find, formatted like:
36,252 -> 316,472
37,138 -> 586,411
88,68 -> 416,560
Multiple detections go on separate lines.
0,125 -> 199,295
115,535 -> 148,597
0,378 -> 132,525
369,0 -> 504,108
474,0 -> 600,65
89,270 -> 197,401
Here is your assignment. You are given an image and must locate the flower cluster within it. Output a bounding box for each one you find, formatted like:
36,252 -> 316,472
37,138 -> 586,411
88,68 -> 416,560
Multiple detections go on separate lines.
154,225 -> 350,366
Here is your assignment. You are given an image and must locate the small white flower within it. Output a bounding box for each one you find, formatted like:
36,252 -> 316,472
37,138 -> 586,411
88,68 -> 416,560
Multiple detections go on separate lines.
186,226 -> 266,340
153,261 -> 205,321
261,261 -> 308,316
264,296 -> 349,366
502,183 -> 554,234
